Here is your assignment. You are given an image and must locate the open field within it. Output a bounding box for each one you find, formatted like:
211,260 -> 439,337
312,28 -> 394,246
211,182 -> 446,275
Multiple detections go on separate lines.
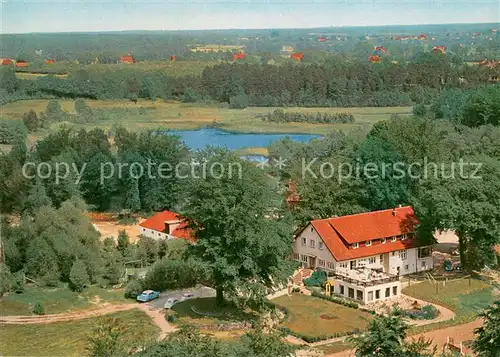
15,72 -> 69,79
14,60 -> 219,79
0,309 -> 159,357
1,99 -> 412,137
273,294 -> 373,338
0,285 -> 126,316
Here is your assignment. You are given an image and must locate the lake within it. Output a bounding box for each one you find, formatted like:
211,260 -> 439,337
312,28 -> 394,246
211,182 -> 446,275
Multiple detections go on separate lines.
166,128 -> 320,151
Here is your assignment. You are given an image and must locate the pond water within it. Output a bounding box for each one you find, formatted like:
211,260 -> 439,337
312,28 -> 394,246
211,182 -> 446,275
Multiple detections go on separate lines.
166,128 -> 320,151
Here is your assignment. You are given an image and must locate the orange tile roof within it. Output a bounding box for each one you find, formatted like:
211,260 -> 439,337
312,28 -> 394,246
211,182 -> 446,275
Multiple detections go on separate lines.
139,210 -> 195,243
307,206 -> 421,261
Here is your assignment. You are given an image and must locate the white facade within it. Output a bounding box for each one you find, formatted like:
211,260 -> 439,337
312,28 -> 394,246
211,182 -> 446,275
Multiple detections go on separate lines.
333,278 -> 401,305
293,223 -> 433,277
140,220 -> 182,241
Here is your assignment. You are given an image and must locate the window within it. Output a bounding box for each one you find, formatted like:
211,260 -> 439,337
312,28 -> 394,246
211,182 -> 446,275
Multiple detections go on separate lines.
385,287 -> 390,298
348,288 -> 355,299
368,257 -> 376,264
339,262 -> 348,269
375,290 -> 380,299
327,261 -> 335,269
142,228 -> 145,232
319,241 -> 324,250
301,237 -> 307,246
421,260 -> 427,268
310,227 -> 314,232
392,251 -> 396,256
418,247 -> 431,258
391,236 -> 397,242
301,255 -> 308,263
380,254 -> 384,262
158,233 -> 161,237
350,260 -> 357,269
293,253 -> 299,260
367,291 -> 374,302
401,234 -> 407,240
393,286 -> 398,295
352,243 -> 359,249
404,264 -> 409,270
356,290 -> 363,301
318,259 -> 325,267
365,240 -> 372,247
399,250 -> 407,260
381,238 -> 386,244
339,285 -> 345,295
310,240 -> 315,248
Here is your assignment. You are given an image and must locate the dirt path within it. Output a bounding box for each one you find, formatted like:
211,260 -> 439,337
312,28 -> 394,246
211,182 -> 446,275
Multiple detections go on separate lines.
324,319 -> 482,357
0,302 -> 175,340
0,303 -> 137,324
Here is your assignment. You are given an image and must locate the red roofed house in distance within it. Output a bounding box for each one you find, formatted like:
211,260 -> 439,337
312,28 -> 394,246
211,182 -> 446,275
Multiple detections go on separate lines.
139,210 -> 195,243
292,206 -> 433,304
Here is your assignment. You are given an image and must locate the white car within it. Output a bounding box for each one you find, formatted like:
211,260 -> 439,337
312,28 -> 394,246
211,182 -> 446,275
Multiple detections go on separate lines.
163,298 -> 180,309
180,293 -> 194,301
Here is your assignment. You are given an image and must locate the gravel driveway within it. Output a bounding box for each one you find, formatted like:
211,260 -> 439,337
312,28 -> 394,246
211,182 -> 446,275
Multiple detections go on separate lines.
148,286 -> 216,309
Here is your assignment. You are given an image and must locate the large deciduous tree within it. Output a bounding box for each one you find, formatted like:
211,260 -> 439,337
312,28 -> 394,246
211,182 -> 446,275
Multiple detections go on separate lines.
181,148 -> 294,306
473,300 -> 500,357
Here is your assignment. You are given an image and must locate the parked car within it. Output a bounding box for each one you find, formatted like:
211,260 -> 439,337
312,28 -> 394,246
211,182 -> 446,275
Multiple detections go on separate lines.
180,293 -> 194,301
164,297 -> 180,309
136,290 -> 160,302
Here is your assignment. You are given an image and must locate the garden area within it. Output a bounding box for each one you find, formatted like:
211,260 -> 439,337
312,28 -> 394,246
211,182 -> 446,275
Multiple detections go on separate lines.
402,277 -> 495,324
0,309 -> 159,357
273,293 -> 374,342
0,285 -> 126,316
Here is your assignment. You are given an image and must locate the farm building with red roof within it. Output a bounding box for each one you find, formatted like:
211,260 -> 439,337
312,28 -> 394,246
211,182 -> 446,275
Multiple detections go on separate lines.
120,55 -> 136,64
1,59 -> 14,65
290,52 -> 304,61
139,210 -> 195,243
432,45 -> 447,54
15,60 -> 29,67
293,206 -> 433,304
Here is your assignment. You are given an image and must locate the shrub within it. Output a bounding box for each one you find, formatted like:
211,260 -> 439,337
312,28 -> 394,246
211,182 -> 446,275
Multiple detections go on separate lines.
32,302 -> 45,315
124,279 -> 143,299
405,304 -> 439,320
167,314 -> 177,323
413,103 -> 427,117
143,258 -> 208,292
182,88 -> 199,103
260,109 -> 355,124
69,259 -> 90,292
41,270 -> 60,288
310,290 -> 359,309
229,94 -> 249,109
303,270 -> 327,287
0,119 -> 28,144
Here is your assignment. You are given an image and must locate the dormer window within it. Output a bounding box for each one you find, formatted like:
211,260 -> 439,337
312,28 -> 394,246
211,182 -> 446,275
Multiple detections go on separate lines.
401,234 -> 407,240
391,236 -> 397,242
365,240 -> 372,247
352,243 -> 359,249
381,238 -> 386,244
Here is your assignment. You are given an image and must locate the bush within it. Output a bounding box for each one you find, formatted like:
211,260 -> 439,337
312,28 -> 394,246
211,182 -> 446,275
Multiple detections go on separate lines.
69,259 -> 90,292
310,290 -> 359,309
0,119 -> 28,144
413,103 -> 427,117
143,258 -> 208,292
303,270 -> 327,287
181,88 -> 199,103
405,304 -> 439,320
124,279 -> 143,299
41,270 -> 60,288
32,302 -> 45,315
166,313 -> 177,323
229,94 -> 249,109
260,109 -> 355,124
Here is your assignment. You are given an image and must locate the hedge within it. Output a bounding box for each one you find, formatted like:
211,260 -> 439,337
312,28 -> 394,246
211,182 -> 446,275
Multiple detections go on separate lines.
311,290 -> 360,309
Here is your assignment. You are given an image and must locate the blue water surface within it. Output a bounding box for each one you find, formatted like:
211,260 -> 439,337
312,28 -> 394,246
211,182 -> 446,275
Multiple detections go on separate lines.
165,128 -> 320,151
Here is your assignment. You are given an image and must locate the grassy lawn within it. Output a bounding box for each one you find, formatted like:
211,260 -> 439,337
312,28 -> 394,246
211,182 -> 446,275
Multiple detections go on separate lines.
0,285 -> 126,316
1,100 -> 412,138
0,309 -> 158,357
273,294 -> 373,338
169,297 -> 259,326
403,277 -> 495,332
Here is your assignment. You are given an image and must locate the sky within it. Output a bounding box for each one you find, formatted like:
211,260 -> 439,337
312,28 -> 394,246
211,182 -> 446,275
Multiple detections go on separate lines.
1,0 -> 499,34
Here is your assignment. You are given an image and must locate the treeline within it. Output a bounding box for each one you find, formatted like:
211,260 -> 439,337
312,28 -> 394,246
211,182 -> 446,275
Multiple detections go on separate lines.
0,126 -> 188,213
260,109 -> 355,124
2,52 -> 499,107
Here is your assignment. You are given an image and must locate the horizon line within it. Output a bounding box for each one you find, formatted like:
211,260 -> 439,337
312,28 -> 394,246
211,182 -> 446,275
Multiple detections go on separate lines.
2,21 -> 499,36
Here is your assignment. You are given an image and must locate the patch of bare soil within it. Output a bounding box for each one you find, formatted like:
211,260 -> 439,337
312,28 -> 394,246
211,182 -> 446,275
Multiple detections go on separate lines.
92,220 -> 142,243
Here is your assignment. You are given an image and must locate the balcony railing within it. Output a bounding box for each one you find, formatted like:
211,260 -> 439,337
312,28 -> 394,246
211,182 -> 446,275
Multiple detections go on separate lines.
328,271 -> 399,287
